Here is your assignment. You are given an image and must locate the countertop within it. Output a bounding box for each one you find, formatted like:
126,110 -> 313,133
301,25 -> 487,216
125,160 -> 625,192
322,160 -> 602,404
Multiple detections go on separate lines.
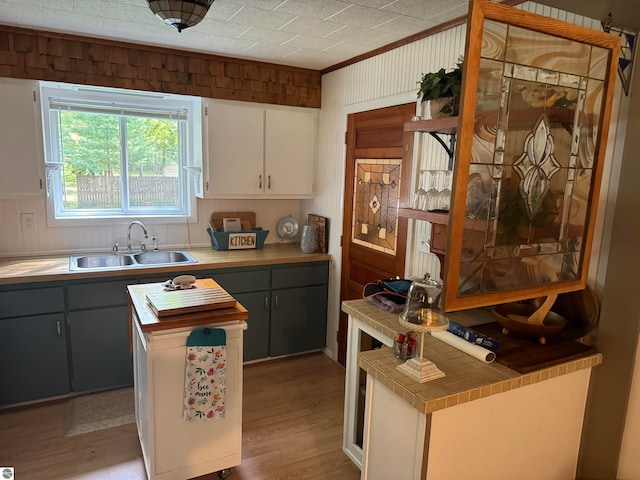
0,243 -> 331,285
342,299 -> 602,415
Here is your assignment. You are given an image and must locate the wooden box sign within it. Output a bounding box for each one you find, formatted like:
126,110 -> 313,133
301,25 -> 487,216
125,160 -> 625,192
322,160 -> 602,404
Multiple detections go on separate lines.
229,232 -> 256,249
207,227 -> 269,250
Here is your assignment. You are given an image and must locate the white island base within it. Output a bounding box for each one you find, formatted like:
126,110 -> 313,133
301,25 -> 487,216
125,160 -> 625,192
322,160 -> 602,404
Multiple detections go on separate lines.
362,359 -> 593,480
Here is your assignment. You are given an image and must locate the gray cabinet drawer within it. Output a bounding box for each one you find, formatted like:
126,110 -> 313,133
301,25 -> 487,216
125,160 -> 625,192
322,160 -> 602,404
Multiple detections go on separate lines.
68,279 -> 131,310
0,287 -> 64,318
212,270 -> 270,293
271,263 -> 328,289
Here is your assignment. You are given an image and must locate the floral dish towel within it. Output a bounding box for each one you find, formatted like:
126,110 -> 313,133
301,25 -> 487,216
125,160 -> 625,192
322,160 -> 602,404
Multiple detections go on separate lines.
183,327 -> 226,421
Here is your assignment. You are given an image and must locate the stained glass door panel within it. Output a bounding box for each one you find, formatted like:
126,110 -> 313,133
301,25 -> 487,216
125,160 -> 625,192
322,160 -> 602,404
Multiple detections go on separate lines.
444,0 -> 619,310
352,159 -> 402,255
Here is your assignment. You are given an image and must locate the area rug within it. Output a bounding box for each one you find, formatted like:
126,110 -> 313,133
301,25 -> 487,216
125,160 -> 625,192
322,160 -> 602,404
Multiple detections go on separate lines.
64,387 -> 135,437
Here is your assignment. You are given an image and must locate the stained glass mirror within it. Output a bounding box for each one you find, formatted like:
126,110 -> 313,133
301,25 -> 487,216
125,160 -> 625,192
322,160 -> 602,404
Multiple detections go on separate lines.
443,0 -> 620,311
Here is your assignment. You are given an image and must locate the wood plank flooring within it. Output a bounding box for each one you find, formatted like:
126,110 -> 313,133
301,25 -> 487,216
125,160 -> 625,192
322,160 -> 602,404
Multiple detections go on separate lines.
0,352 -> 361,480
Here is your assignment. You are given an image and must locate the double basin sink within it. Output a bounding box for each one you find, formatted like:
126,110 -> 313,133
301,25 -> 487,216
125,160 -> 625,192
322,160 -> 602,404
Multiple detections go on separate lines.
69,250 -> 197,271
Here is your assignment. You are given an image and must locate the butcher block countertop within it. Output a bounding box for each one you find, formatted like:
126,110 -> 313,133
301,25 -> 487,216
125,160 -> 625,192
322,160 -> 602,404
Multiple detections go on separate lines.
128,278 -> 248,333
0,243 -> 330,285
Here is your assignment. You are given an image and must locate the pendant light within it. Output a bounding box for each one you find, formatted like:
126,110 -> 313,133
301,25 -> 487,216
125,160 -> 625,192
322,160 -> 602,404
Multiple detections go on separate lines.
147,0 -> 215,32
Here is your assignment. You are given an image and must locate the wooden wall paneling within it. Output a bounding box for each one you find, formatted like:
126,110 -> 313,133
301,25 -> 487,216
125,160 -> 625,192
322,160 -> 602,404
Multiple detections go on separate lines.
0,25 -> 321,108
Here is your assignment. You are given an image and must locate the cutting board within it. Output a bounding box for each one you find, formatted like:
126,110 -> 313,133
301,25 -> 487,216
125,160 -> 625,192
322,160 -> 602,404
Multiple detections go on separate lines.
210,211 -> 256,232
146,286 -> 236,317
472,322 -> 596,373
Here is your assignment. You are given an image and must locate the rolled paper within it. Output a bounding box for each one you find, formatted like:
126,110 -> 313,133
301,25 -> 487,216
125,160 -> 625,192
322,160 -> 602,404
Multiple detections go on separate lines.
447,320 -> 501,351
431,330 -> 496,363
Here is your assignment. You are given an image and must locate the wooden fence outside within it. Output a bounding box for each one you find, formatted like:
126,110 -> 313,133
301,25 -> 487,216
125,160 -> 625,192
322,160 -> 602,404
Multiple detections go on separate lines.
77,175 -> 179,207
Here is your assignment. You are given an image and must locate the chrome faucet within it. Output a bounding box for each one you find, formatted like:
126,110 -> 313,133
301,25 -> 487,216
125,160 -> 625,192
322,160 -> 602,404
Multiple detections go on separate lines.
127,220 -> 148,252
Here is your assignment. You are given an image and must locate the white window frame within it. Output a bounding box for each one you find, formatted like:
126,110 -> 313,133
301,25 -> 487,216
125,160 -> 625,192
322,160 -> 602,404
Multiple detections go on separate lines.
40,82 -> 201,226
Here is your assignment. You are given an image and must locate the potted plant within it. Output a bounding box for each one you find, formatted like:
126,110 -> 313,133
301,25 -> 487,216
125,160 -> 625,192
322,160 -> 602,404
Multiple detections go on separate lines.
417,57 -> 463,118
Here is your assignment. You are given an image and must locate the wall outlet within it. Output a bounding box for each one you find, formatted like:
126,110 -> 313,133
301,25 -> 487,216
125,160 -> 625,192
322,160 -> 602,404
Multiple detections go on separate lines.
417,233 -> 430,253
21,213 -> 36,233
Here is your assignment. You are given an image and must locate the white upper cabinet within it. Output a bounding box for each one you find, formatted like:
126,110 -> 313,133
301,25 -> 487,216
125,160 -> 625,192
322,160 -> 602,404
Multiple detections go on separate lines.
265,108 -> 315,197
0,77 -> 44,199
202,99 -> 317,198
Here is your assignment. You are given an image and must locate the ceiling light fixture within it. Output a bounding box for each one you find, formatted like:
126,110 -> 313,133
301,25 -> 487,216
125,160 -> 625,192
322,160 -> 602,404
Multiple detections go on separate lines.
147,0 -> 215,33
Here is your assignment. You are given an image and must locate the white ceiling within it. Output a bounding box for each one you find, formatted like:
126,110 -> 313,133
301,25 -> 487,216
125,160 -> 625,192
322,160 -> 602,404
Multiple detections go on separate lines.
0,0 -> 636,72
0,0 -> 470,71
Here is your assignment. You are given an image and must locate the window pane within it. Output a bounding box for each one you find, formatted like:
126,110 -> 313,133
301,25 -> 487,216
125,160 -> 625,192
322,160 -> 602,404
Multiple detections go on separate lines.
59,111 -> 121,210
126,117 -> 180,209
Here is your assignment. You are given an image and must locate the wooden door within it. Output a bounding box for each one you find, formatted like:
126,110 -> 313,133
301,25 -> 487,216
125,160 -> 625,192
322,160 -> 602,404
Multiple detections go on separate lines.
337,103 -> 416,365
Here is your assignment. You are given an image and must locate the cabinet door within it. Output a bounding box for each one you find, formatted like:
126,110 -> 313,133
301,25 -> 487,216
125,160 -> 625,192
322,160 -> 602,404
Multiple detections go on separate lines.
206,100 -> 264,197
233,291 -> 270,362
270,285 -> 327,357
0,314 -> 69,405
265,108 -> 316,196
69,306 -> 133,392
0,77 -> 44,198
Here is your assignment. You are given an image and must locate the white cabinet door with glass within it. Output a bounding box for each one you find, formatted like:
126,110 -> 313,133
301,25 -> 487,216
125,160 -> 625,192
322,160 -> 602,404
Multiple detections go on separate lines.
0,77 -> 44,199
202,99 -> 317,198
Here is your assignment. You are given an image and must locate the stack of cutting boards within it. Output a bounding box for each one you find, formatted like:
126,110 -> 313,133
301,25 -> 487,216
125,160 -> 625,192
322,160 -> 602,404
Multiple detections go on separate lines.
146,287 -> 236,318
132,278 -> 248,333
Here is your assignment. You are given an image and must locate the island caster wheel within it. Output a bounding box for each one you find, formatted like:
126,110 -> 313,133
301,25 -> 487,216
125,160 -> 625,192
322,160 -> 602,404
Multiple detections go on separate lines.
218,469 -> 230,479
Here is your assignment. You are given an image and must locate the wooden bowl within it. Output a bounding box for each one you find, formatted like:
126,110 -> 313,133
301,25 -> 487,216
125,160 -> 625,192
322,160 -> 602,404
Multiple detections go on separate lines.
492,303 -> 568,345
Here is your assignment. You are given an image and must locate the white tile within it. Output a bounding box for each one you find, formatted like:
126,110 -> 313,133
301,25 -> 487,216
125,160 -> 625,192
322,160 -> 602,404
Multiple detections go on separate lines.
282,34 -> 341,51
325,24 -> 384,44
197,18 -> 252,39
275,0 -> 352,20
350,0 -> 395,8
245,42 -> 299,59
427,3 -> 469,22
200,35 -> 258,54
205,1 -> 246,21
239,26 -> 297,45
383,0 -> 463,21
223,0 -> 285,11
278,16 -> 344,37
373,15 -> 437,35
229,5 -> 296,29
329,4 -> 400,29
0,2 -> 45,24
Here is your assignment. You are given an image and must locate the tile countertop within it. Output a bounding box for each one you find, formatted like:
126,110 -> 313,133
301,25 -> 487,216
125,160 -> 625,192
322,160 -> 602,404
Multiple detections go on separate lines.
0,243 -> 331,285
342,299 -> 602,415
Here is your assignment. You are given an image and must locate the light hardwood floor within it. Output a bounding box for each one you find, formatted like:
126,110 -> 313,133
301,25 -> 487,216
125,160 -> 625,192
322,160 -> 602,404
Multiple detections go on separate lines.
0,352 -> 361,480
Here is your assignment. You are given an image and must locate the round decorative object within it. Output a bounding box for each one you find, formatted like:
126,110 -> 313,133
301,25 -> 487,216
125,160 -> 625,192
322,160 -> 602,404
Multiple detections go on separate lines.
276,216 -> 299,240
147,0 -> 215,32
300,225 -> 318,253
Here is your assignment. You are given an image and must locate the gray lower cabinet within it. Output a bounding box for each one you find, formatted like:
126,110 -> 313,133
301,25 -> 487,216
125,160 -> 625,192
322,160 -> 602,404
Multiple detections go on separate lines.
233,291 -> 270,361
211,262 -> 329,361
67,279 -> 134,393
0,287 -> 69,406
68,306 -> 133,392
270,284 -> 327,357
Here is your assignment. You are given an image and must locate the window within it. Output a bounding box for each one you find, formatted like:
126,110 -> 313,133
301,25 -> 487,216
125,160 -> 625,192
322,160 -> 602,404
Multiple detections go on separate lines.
40,83 -> 201,221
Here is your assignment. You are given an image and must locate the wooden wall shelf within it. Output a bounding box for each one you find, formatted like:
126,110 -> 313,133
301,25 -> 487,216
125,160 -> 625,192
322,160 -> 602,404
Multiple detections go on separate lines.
404,116 -> 459,134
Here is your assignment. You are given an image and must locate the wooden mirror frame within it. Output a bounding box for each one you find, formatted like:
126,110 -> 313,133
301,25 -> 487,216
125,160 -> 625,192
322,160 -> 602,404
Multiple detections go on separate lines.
443,0 -> 620,311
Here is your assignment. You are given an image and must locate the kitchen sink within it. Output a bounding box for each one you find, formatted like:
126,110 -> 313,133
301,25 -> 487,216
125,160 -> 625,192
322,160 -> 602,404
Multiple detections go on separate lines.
69,250 -> 197,271
133,250 -> 196,265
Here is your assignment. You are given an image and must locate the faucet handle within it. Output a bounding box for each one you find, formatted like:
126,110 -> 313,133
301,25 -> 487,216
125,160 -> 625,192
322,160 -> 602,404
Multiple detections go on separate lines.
152,236 -> 159,252
140,242 -> 147,252
112,243 -> 119,254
